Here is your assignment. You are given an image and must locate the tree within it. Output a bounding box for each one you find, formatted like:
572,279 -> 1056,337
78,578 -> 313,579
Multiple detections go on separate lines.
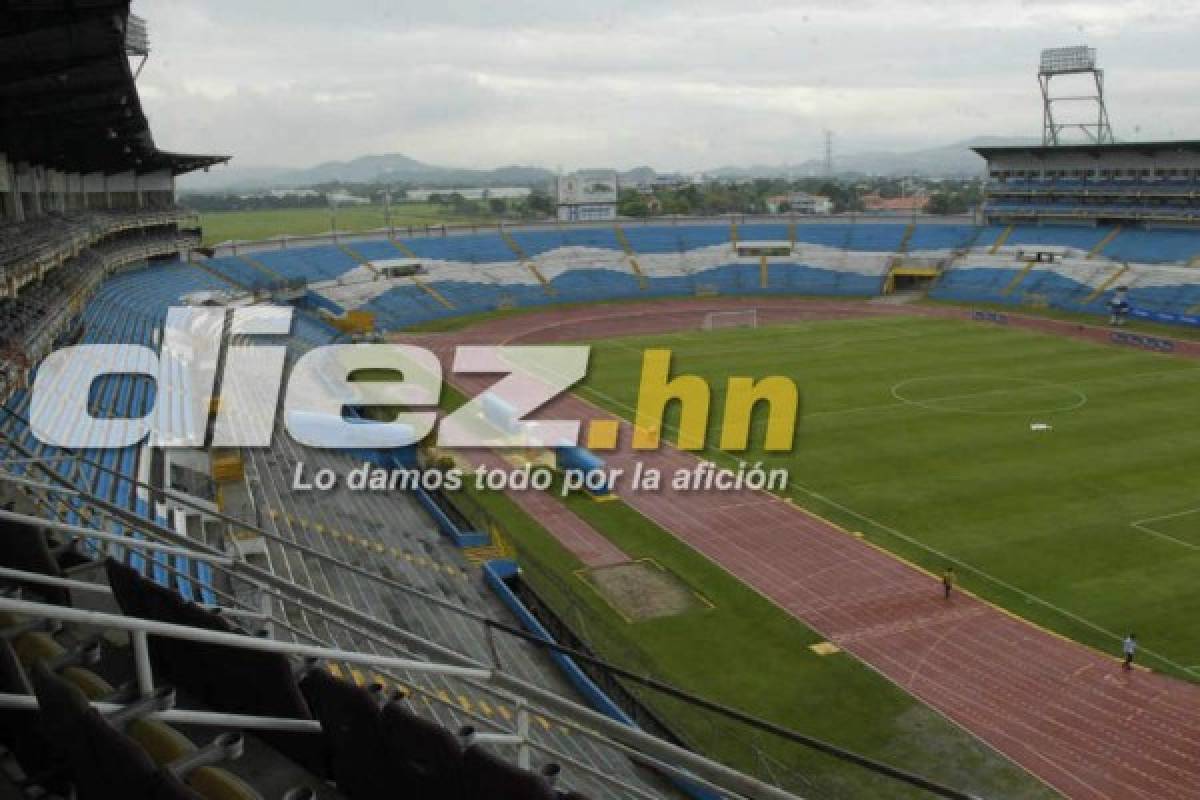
525,190 -> 554,216
618,189 -> 650,217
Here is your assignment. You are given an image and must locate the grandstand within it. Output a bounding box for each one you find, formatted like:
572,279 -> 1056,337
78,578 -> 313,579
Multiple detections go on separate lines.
7,4 -> 1200,799
211,219 -> 1200,333
0,4 -> 826,800
977,140 -> 1200,225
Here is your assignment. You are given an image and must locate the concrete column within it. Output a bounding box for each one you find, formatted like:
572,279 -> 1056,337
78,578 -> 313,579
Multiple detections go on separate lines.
0,154 -> 14,223
12,161 -> 25,223
31,166 -> 43,216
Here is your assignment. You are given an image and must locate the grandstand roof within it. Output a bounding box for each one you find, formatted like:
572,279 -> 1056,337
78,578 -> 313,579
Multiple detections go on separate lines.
0,0 -> 228,176
972,140 -> 1200,159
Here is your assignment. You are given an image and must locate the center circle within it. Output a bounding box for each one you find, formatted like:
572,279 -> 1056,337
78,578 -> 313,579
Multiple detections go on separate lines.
890,375 -> 1088,416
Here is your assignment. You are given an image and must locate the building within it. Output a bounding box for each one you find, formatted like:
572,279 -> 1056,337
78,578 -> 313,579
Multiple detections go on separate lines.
555,170 -> 618,222
974,141 -> 1200,225
623,171 -> 691,193
861,193 -> 930,214
404,187 -> 531,202
766,191 -> 833,215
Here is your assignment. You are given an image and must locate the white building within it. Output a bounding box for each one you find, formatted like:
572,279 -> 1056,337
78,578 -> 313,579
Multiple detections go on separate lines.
404,187 -> 531,202
766,191 -> 833,215
556,170 -> 618,222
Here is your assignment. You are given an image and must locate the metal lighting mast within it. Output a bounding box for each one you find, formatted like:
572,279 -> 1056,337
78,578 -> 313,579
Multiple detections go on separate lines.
1038,46 -> 1114,145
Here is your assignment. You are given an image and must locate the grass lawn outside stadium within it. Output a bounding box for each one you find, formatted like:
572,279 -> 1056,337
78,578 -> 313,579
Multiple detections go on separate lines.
198,204 -> 499,245
443,310 -> 1200,798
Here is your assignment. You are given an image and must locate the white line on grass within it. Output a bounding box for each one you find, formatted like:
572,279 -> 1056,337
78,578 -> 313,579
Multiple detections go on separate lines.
567,373 -> 1200,678
889,375 -> 1089,416
516,319 -> 1200,677
1130,507 -> 1200,553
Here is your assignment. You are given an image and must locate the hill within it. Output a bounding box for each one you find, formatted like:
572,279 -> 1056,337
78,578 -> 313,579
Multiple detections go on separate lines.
180,153 -> 556,193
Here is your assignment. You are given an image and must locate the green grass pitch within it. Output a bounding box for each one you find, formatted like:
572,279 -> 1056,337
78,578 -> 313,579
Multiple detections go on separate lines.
576,313 -> 1200,677
450,311 -> 1199,797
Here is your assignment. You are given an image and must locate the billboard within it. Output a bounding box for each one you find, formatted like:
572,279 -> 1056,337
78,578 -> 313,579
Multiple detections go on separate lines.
557,171 -> 617,205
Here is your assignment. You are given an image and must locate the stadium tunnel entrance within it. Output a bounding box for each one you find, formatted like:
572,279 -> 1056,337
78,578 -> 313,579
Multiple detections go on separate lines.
884,262 -> 942,294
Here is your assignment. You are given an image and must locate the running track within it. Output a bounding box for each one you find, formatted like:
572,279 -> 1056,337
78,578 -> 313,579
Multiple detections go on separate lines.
409,298 -> 1200,800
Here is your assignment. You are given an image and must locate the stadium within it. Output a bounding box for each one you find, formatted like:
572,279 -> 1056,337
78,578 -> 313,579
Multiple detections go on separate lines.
1,5 -> 1199,800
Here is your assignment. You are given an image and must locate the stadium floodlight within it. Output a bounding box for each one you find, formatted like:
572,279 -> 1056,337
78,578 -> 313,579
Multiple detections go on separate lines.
1039,46 -> 1096,75
1038,45 -> 1113,145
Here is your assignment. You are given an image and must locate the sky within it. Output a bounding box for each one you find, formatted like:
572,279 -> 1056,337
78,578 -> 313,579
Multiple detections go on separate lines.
136,0 -> 1200,172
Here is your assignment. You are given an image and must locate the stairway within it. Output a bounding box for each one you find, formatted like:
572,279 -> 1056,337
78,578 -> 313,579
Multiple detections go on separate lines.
1087,225 -> 1122,259
613,225 -> 648,290
238,253 -> 286,283
412,275 -> 455,309
500,229 -> 555,296
388,239 -> 417,258
337,243 -> 375,273
1001,260 -> 1037,296
1082,264 -> 1130,305
989,224 -> 1015,254
192,260 -> 248,292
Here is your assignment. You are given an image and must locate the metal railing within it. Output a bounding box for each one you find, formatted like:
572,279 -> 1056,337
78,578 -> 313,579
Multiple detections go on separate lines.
0,421 -> 982,800
0,592 -> 791,800
207,214 -> 977,258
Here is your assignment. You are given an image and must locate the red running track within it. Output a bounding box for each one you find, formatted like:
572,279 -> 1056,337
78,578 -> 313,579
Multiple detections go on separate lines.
409,297 -> 1200,800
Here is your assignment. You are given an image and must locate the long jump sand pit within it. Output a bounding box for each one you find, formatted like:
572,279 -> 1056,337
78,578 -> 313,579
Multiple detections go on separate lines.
580,559 -> 710,622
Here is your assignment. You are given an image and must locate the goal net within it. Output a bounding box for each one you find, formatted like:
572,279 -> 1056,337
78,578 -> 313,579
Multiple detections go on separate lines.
702,309 -> 758,331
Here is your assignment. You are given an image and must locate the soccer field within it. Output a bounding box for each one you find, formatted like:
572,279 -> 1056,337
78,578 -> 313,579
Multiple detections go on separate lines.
576,313 -> 1200,676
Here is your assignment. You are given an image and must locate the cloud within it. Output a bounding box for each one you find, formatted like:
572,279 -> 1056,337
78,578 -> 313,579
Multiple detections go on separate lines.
136,0 -> 1200,172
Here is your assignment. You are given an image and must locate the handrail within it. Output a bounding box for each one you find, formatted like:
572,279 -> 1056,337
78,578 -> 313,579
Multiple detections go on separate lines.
0,565 -> 114,594
210,213 -> 977,255
0,507 -> 230,564
0,596 -> 794,800
0,597 -> 489,679
0,419 -> 979,799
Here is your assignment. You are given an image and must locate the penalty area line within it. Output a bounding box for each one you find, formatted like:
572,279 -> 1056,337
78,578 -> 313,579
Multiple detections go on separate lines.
1129,507 -> 1200,553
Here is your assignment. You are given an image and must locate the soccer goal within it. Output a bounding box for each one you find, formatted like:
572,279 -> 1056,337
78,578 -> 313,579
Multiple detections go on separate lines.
702,309 -> 758,331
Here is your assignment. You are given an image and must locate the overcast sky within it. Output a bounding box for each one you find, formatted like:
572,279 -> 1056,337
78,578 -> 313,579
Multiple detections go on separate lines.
136,1 -> 1200,172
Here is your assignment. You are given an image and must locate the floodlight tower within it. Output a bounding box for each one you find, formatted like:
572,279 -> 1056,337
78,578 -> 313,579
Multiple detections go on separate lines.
1038,46 -> 1114,145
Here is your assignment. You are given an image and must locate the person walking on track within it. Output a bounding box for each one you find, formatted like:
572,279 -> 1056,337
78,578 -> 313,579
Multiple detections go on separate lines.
942,567 -> 956,599
1123,634 -> 1138,671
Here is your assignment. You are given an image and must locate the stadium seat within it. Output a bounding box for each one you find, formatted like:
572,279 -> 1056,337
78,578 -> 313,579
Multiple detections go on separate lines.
0,637 -> 63,786
31,660 -> 266,800
299,667 -> 388,796
462,745 -> 558,800
31,660 -> 206,799
104,558 -> 324,774
379,699 -> 466,799
0,508 -> 72,606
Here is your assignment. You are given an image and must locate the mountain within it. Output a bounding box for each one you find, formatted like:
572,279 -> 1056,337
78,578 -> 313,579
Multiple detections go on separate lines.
179,136 -> 1036,193
705,137 -> 1039,180
178,153 -> 556,193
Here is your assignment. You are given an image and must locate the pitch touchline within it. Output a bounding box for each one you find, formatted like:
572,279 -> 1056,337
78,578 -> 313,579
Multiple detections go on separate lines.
592,321 -> 939,359
571,364 -> 1200,426
509,317 -> 1200,677
564,383 -> 1200,677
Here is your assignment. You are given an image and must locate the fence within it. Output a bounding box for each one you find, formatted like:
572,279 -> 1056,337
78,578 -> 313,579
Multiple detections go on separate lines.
444,484 -> 975,800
